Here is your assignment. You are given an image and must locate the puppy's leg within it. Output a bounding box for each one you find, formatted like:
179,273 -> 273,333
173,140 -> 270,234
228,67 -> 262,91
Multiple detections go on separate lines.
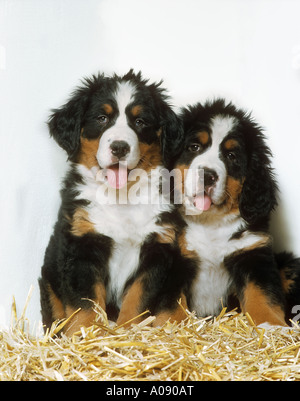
117,237 -> 196,328
63,282 -> 106,336
40,231 -> 111,336
39,278 -> 64,330
241,282 -> 286,326
226,247 -> 287,326
153,294 -> 188,327
116,278 -> 145,327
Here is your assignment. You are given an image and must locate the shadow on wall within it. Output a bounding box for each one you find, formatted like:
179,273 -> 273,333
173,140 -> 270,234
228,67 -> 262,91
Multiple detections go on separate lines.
270,201 -> 294,254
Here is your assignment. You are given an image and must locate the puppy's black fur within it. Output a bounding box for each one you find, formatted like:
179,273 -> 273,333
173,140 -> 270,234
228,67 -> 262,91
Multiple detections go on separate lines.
39,71 -> 196,335
167,99 -> 300,326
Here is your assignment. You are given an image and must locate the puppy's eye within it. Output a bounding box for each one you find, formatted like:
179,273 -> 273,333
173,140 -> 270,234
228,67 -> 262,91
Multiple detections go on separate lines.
97,115 -> 109,125
188,143 -> 201,152
226,152 -> 236,161
135,118 -> 146,127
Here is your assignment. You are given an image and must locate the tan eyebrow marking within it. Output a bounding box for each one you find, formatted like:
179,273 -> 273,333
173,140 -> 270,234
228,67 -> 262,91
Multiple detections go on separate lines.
224,138 -> 239,150
197,131 -> 209,145
103,103 -> 113,114
131,105 -> 143,117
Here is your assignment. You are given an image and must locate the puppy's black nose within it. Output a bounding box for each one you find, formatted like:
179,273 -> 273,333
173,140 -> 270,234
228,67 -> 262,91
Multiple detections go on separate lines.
110,141 -> 130,159
204,168 -> 218,187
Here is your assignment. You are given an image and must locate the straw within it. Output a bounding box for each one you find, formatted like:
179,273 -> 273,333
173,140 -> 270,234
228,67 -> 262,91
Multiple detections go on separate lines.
1,293 -> 300,381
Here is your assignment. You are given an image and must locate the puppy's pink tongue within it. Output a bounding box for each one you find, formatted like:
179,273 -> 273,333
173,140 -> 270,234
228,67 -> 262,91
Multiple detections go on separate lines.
194,194 -> 212,211
106,165 -> 128,189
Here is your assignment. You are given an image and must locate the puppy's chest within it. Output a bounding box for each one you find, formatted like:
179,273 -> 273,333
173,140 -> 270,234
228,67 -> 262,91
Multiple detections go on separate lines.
76,164 -> 169,243
185,218 -> 242,317
88,201 -> 162,243
88,201 -> 169,306
75,166 -> 172,306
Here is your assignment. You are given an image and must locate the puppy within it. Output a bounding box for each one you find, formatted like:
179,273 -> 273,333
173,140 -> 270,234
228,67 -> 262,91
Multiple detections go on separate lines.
39,70 -> 194,335
171,99 -> 300,326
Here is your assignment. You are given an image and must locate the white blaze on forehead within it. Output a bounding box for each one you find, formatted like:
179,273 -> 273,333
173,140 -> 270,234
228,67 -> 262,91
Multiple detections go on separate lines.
202,115 -> 237,165
184,115 -> 237,203
97,81 -> 140,170
210,115 -> 237,144
115,80 -> 137,115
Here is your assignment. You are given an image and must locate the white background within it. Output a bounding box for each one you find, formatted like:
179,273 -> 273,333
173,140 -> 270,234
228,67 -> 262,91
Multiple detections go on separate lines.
0,0 -> 299,329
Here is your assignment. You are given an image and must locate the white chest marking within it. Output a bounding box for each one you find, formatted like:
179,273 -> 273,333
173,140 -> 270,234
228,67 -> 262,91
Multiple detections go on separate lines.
75,164 -> 172,307
185,215 -> 265,317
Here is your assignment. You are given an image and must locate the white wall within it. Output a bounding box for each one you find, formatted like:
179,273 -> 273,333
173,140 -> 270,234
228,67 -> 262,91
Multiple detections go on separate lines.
0,0 -> 299,329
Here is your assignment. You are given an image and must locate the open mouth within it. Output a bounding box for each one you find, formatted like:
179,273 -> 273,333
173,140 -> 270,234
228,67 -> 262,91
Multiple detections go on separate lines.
104,152 -> 147,189
105,163 -> 130,189
192,191 -> 213,211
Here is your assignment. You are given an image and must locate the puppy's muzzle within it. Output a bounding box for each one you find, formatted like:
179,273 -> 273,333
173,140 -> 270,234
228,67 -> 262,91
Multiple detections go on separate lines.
203,168 -> 218,194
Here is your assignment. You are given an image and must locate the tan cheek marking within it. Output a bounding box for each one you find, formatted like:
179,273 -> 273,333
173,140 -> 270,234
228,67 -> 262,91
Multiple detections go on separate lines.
78,137 -> 100,169
71,208 -> 95,237
241,282 -> 286,326
226,176 -> 244,211
138,142 -> 162,172
153,294 -> 188,327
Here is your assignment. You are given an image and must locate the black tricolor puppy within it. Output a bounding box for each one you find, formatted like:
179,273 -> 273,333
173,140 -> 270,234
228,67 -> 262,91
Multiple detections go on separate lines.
39,70 -> 195,335
171,99 -> 300,326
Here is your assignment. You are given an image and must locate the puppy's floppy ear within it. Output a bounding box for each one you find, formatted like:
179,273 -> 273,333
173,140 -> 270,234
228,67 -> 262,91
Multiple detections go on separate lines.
239,127 -> 278,227
160,107 -> 184,169
48,89 -> 89,161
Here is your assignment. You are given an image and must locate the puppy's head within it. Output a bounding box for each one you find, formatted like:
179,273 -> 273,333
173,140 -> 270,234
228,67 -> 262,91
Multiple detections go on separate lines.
173,99 -> 277,226
48,70 -> 180,189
